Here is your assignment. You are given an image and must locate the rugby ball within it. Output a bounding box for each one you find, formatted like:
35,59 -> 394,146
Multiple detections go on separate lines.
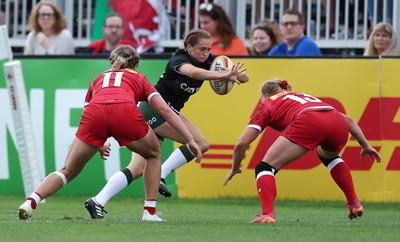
209,55 -> 234,95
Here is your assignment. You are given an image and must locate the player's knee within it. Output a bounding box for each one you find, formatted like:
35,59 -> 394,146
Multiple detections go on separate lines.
255,162 -> 278,178
147,147 -> 161,160
59,166 -> 80,180
142,139 -> 161,157
318,154 -> 340,167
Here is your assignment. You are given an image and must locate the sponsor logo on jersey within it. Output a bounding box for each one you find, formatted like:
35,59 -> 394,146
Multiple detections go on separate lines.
180,83 -> 200,94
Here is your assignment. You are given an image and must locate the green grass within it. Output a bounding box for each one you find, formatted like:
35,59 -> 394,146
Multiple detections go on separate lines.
1,195 -> 400,242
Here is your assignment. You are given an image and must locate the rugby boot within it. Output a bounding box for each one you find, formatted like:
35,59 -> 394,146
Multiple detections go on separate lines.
158,178 -> 172,197
249,212 -> 276,224
347,200 -> 363,220
142,210 -> 164,222
18,199 -> 34,220
85,197 -> 107,219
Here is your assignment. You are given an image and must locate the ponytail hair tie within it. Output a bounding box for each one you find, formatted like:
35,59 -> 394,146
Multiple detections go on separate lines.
280,80 -> 287,89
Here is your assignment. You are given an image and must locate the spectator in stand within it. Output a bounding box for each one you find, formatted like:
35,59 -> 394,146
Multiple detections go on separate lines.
250,20 -> 283,55
88,12 -> 133,54
24,1 -> 74,55
268,9 -> 321,56
199,2 -> 249,56
364,22 -> 400,56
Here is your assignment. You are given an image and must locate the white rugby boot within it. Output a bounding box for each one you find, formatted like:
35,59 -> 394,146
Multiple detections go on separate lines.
142,210 -> 164,222
18,199 -> 34,220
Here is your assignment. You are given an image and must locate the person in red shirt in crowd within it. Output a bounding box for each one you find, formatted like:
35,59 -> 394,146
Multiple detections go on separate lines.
224,78 -> 381,224
17,45 -> 202,222
88,12 -> 133,54
199,2 -> 249,56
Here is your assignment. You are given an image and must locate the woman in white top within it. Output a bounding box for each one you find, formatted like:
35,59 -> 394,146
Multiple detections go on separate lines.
24,1 -> 74,55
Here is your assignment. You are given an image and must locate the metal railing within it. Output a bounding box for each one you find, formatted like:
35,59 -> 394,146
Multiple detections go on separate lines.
2,0 -> 399,51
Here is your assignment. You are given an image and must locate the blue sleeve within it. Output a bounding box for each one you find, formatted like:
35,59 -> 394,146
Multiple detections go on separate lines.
295,40 -> 322,56
268,44 -> 282,56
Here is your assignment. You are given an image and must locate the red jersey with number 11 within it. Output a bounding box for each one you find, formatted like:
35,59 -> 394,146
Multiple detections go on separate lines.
85,69 -> 158,106
249,91 -> 334,132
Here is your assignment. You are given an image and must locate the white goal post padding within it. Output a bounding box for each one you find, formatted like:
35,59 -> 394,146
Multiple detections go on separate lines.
4,61 -> 41,197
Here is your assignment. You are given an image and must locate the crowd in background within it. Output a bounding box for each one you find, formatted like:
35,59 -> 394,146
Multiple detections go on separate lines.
2,0 -> 399,57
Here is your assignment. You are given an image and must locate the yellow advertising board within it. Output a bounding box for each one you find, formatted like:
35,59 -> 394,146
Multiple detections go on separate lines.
177,58 -> 400,202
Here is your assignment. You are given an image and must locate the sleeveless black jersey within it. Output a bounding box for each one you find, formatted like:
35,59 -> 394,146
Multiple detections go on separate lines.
155,49 -> 215,112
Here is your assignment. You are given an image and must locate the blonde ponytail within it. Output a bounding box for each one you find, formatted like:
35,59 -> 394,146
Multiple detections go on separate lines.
108,45 -> 140,69
261,78 -> 292,96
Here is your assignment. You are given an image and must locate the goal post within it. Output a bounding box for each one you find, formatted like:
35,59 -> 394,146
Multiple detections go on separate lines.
1,25 -> 41,198
4,61 -> 42,198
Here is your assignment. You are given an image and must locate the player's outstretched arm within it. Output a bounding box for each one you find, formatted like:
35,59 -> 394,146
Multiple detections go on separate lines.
342,114 -> 381,163
224,128 -> 259,186
178,63 -> 245,84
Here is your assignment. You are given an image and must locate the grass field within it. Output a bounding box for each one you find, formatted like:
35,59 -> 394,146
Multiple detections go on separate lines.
1,195 -> 400,242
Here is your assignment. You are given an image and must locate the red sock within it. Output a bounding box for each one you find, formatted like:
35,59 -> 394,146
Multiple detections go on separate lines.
27,192 -> 43,209
330,162 -> 358,203
144,207 -> 156,215
27,197 -> 37,209
256,174 -> 276,215
35,192 -> 43,200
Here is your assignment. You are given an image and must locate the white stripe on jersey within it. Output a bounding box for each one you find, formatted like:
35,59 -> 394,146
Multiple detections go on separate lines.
297,106 -> 334,116
247,124 -> 262,132
147,92 -> 160,103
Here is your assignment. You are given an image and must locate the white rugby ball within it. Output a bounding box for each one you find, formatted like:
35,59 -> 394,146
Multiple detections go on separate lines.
209,55 -> 234,95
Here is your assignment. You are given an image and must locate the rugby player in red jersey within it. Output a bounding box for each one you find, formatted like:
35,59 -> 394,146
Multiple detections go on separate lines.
18,45 -> 202,221
224,78 -> 381,223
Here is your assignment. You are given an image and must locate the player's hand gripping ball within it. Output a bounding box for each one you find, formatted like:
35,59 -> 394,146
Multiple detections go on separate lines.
209,55 -> 234,95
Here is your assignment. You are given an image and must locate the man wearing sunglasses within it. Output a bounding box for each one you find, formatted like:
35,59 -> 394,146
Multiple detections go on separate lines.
268,9 -> 321,56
